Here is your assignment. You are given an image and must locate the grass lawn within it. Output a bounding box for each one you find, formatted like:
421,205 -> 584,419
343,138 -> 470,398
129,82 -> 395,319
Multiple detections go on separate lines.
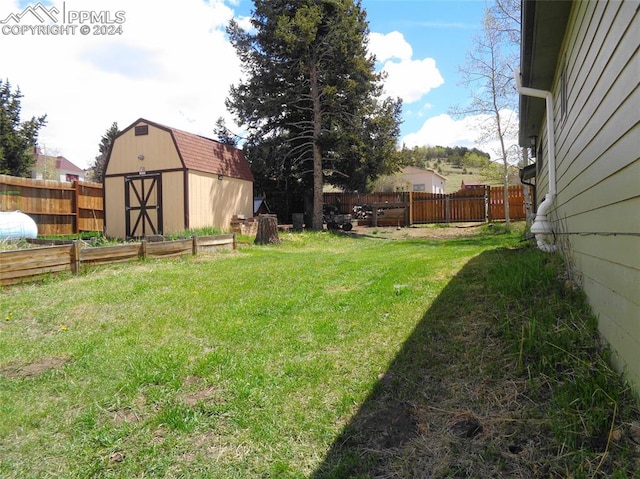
1,224 -> 638,478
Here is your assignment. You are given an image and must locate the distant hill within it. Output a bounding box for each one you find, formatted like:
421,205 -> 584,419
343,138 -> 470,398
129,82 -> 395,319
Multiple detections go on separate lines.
397,145 -> 520,194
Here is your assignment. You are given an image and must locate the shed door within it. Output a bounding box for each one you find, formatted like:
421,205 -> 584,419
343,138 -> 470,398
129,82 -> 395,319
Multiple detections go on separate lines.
125,173 -> 163,238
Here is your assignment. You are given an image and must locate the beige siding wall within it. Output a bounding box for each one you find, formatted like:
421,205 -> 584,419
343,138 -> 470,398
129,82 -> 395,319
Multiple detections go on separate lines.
106,123 -> 183,175
162,171 -> 186,234
188,172 -> 253,231
104,177 -> 125,238
541,0 -> 640,394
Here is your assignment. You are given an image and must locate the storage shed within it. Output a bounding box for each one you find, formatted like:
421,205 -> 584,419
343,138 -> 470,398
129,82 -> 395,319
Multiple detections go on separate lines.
104,118 -> 254,239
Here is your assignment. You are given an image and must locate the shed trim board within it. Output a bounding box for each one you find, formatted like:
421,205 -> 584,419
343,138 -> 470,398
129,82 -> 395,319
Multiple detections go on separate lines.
104,167 -> 186,178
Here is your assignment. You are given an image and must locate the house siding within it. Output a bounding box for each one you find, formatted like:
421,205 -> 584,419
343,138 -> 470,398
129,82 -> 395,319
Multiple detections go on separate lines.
541,0 -> 640,393
398,167 -> 447,194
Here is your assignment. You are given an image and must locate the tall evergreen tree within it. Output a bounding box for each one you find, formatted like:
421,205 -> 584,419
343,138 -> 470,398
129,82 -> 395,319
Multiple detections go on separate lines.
87,122 -> 119,183
0,79 -> 47,177
226,0 -> 401,229
213,117 -> 240,147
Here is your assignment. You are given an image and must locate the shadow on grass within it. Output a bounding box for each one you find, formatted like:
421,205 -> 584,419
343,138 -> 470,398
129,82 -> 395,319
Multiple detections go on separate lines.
310,239 -> 640,478
310,246 -> 547,478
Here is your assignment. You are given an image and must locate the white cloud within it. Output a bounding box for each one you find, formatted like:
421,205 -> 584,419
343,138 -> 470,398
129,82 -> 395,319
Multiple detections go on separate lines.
369,31 -> 412,62
381,57 -> 444,103
401,110 -> 520,161
1,0 -> 241,169
402,114 -> 478,148
368,31 -> 444,104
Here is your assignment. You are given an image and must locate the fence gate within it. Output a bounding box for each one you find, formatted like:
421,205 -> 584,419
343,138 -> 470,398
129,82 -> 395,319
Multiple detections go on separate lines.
125,173 -> 162,238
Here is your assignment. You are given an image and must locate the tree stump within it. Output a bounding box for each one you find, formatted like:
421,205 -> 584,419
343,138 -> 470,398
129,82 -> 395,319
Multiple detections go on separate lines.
254,214 -> 280,245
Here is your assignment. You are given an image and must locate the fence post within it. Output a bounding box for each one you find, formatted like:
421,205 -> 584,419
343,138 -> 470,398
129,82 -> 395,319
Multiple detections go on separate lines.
72,180 -> 80,234
445,196 -> 450,224
232,233 -> 237,250
71,240 -> 81,275
487,187 -> 493,222
192,235 -> 198,255
409,191 -> 413,225
484,185 -> 490,223
140,239 -> 147,259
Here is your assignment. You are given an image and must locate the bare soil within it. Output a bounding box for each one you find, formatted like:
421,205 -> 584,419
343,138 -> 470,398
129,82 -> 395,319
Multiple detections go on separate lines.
0,356 -> 71,379
341,222 -> 490,240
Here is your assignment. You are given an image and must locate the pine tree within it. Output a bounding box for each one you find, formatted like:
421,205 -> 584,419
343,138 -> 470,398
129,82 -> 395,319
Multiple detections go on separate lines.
87,122 -> 119,183
0,79 -> 47,177
226,0 -> 401,229
213,117 -> 239,147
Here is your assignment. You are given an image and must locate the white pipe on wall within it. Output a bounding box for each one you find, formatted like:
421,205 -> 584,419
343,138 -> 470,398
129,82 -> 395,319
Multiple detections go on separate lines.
514,68 -> 556,196
514,68 -> 558,252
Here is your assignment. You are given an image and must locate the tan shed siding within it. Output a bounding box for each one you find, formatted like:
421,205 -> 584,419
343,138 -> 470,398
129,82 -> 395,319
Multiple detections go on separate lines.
551,0 -> 640,391
106,123 -> 183,175
160,171 -> 186,234
188,172 -> 253,230
104,177 -> 125,238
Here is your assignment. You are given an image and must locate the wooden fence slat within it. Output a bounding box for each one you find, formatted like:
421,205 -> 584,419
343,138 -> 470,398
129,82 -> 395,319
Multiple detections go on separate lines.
197,234 -> 236,249
324,185 -> 531,224
1,264 -> 72,285
146,239 -> 193,258
79,244 -> 141,265
1,174 -> 104,235
1,235 -> 236,286
0,245 -> 72,284
0,245 -> 71,272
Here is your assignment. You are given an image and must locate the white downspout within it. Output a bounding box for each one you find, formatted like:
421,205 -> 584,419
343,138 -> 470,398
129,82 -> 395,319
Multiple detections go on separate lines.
514,68 -> 558,252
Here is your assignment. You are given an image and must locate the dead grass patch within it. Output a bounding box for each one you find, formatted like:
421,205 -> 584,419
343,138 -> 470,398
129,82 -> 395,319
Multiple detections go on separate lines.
0,355 -> 71,379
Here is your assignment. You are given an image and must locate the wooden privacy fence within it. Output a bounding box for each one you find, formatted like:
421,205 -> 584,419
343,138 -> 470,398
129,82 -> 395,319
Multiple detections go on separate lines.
488,185 -> 530,222
0,175 -> 104,236
0,234 -> 235,286
323,185 -> 531,225
411,188 -> 488,224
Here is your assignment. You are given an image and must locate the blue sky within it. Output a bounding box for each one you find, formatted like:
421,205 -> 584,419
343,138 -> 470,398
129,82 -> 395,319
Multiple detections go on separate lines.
362,0 -> 487,144
1,0 -> 495,169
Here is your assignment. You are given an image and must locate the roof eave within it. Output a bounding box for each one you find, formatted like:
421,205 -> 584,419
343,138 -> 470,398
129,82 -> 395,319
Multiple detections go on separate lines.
518,0 -> 573,146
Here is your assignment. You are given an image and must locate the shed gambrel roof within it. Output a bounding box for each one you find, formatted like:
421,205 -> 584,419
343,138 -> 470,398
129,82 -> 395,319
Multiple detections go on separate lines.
126,118 -> 253,182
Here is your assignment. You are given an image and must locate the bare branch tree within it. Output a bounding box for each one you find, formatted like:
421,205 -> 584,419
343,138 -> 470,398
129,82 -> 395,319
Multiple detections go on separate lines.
451,3 -> 520,232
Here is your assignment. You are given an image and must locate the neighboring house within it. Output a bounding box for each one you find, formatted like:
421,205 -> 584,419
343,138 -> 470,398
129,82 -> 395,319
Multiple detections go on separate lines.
460,181 -> 487,190
32,149 -> 86,182
103,118 -> 254,239
517,0 -> 639,395
397,166 -> 447,194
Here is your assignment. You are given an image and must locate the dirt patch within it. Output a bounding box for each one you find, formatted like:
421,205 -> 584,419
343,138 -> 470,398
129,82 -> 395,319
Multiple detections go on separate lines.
111,407 -> 143,425
0,355 -> 70,379
181,376 -> 224,407
341,223 -> 490,240
346,398 -> 419,450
